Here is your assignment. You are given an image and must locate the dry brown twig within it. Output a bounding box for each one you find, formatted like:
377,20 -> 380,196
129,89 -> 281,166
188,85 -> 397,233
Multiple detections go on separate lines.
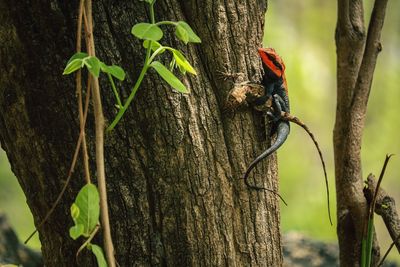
84,0 -> 116,265
24,0 -> 92,245
364,170 -> 400,256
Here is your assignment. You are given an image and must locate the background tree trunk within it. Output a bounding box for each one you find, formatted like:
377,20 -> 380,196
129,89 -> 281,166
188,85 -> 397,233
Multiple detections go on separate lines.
334,0 -> 388,266
0,0 -> 283,266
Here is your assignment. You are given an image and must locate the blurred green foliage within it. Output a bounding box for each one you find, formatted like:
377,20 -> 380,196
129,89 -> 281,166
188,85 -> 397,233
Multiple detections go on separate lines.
265,0 -> 400,262
0,150 -> 40,249
0,0 -> 399,262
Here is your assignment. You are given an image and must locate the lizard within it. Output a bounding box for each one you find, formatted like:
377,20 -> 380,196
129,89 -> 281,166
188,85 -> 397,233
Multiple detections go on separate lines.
241,47 -> 332,225
243,47 -> 290,190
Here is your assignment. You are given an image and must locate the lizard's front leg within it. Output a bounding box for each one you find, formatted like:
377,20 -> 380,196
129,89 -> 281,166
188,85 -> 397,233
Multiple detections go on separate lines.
268,94 -> 289,118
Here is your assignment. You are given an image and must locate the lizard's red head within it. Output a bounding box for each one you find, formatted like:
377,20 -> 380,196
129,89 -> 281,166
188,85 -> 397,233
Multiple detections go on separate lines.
258,47 -> 285,78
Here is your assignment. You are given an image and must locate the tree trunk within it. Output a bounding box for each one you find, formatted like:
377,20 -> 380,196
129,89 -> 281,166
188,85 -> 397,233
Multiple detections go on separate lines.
334,1 -> 388,266
0,0 -> 283,266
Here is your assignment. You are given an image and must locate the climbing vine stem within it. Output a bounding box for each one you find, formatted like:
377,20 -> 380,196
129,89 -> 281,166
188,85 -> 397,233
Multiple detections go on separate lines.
25,0 -> 201,266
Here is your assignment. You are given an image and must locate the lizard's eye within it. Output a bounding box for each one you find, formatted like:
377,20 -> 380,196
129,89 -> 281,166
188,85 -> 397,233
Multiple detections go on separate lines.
266,54 -> 283,71
266,53 -> 275,61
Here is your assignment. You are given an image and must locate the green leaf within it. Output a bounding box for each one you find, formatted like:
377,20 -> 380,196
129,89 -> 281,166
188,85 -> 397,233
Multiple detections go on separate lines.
176,21 -> 201,43
63,59 -> 84,75
88,244 -> 108,267
150,61 -> 189,94
169,58 -> 176,71
131,23 -> 163,41
84,56 -> 101,78
69,184 -> 100,238
70,203 -> 80,221
175,25 -> 189,44
63,52 -> 90,75
172,50 -> 196,75
361,238 -> 367,267
100,64 -> 126,81
143,40 -> 163,52
67,52 -> 89,65
365,219 -> 374,267
69,224 -> 84,240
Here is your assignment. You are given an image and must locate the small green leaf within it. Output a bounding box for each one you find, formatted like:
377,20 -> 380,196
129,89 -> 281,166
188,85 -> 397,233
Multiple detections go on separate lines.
100,64 -> 126,81
132,23 -> 163,41
71,203 -> 80,221
63,52 -> 90,75
143,40 -> 163,52
84,56 -> 101,78
177,64 -> 186,75
67,52 -> 89,65
150,61 -> 188,94
172,50 -> 196,75
88,244 -> 108,267
176,21 -> 201,43
69,224 -> 84,240
70,184 -> 100,238
63,58 -> 84,75
169,58 -> 176,71
175,25 -> 189,44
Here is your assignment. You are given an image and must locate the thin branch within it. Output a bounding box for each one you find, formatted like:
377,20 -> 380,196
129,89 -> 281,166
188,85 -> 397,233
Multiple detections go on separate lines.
365,173 -> 400,253
362,155 -> 393,266
76,0 -> 91,184
76,224 -> 101,260
370,154 -> 393,219
378,234 -> 400,267
24,81 -> 92,244
84,1 -> 116,266
351,0 -> 388,112
337,0 -> 350,32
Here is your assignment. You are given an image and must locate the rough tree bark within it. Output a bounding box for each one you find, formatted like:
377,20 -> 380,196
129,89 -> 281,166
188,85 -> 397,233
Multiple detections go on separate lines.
334,0 -> 389,266
0,0 -> 283,266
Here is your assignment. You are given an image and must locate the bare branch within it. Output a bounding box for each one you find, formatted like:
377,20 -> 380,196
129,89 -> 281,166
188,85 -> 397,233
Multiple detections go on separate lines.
337,0 -> 365,40
76,0 -> 91,184
365,174 -> 400,253
351,0 -> 388,113
337,0 -> 350,32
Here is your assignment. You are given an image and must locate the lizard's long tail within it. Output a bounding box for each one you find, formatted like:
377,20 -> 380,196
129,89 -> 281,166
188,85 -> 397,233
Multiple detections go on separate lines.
243,121 -> 290,204
282,112 -> 332,226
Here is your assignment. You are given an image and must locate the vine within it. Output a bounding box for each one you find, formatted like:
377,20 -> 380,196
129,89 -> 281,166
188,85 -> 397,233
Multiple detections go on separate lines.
25,0 -> 201,266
